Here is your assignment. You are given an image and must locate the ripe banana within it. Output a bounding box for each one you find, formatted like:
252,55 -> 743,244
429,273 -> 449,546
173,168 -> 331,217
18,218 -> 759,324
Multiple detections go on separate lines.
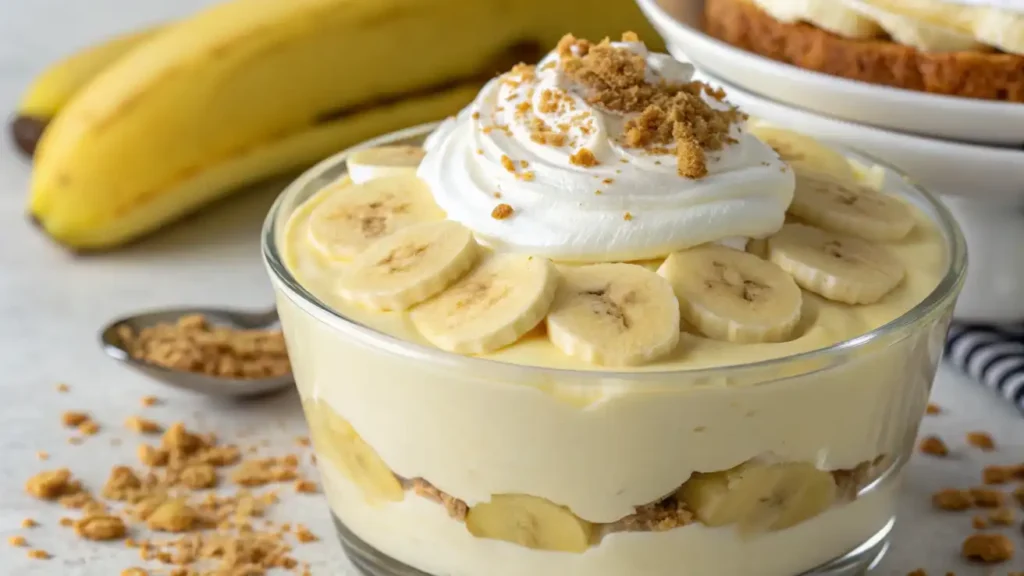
658,245 -> 803,344
745,125 -> 856,182
337,220 -> 480,311
789,172 -> 915,241
11,25 -> 164,156
27,0 -> 664,251
768,223 -> 905,305
304,400 -> 404,505
307,174 -> 445,261
411,254 -> 557,354
842,0 -> 987,52
680,460 -> 837,532
347,146 -> 426,185
546,263 -> 680,366
465,494 -> 594,553
749,0 -> 882,38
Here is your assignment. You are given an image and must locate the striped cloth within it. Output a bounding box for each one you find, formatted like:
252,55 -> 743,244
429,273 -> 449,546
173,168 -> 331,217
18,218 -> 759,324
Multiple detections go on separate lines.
946,322 -> 1024,412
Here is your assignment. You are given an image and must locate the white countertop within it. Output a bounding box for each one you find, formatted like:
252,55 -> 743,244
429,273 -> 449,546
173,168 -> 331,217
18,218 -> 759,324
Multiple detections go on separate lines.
2,1 -> 1023,574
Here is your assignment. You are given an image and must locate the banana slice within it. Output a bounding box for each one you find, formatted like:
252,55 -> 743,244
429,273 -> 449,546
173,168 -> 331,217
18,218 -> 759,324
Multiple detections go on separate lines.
843,0 -> 988,52
336,220 -> 479,311
972,8 -> 1024,56
768,223 -> 905,305
307,175 -> 445,260
304,400 -> 404,505
410,254 -> 557,354
347,145 -> 427,184
465,494 -> 594,553
790,172 -> 915,241
680,461 -> 837,532
545,263 -> 680,366
746,125 -> 856,181
752,0 -> 883,38
658,245 -> 802,344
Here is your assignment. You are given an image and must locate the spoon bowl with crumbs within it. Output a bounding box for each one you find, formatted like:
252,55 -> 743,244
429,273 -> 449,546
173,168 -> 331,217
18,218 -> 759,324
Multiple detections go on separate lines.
100,307 -> 293,398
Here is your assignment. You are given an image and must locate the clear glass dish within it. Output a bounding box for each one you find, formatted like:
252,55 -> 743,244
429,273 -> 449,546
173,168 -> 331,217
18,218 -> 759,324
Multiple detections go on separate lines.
262,123 -> 966,576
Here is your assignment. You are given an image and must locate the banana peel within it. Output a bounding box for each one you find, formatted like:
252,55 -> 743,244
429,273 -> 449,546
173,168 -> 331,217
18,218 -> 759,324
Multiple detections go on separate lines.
11,25 -> 164,156
27,0 -> 663,251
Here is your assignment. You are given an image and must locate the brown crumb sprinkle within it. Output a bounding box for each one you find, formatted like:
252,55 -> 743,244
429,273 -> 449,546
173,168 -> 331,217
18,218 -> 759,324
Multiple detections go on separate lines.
61,411 -> 90,427
21,518 -> 37,528
933,488 -> 973,511
972,515 -> 987,529
116,314 -> 290,380
121,569 -> 148,576
294,480 -> 318,494
491,203 -> 514,220
919,435 -> 949,457
27,549 -> 50,560
989,507 -> 1014,526
500,155 -> 516,173
56,383 -> 69,393
569,148 -> 599,167
970,487 -> 1005,508
26,469 -> 80,500
125,416 -> 163,435
982,465 -> 1012,485
140,396 -> 159,407
967,431 -> 996,451
9,535 -> 27,547
962,533 -> 1014,563
925,403 -> 941,415
411,478 -> 468,521
75,514 -> 127,541
36,451 -> 48,461
78,420 -> 100,436
623,212 -> 634,221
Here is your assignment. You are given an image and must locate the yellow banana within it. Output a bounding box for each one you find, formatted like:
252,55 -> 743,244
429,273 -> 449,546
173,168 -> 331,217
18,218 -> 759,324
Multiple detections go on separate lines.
11,26 -> 164,156
28,0 -> 662,251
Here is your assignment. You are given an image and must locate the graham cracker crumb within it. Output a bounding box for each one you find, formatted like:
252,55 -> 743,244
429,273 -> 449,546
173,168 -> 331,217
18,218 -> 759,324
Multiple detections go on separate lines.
56,383 -> 69,393
622,31 -> 640,42
295,437 -> 311,448
137,444 -> 169,467
295,525 -> 318,543
9,535 -> 27,547
500,155 -> 516,173
962,533 -> 1013,563
59,517 -> 73,527
121,569 -> 148,576
624,212 -> 634,221
491,203 -> 514,220
919,435 -> 949,457
179,464 -> 217,490
982,465 -> 1012,485
569,148 -> 599,167
1013,485 -> 1024,506
75,515 -> 127,541
925,403 -> 941,415
933,488 -> 973,511
972,515 -> 987,529
614,493 -> 695,532
116,314 -> 290,379
21,518 -> 37,528
556,33 -> 740,178
411,478 -> 468,521
970,487 -> 1005,508
36,451 -> 48,461
27,549 -> 50,560
140,396 -> 159,407
967,431 -> 995,451
146,499 -> 197,532
126,416 -> 163,435
26,469 -> 80,500
79,420 -> 100,436
68,437 -> 83,446
294,480 -> 318,494
62,411 -> 90,427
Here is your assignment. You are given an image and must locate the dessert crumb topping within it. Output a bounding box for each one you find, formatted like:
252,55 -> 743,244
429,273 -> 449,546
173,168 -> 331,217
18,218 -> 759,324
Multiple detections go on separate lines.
623,212 -> 633,221
918,435 -> 948,457
925,402 -> 941,415
569,148 -> 599,167
962,533 -> 1013,563
966,431 -> 995,451
556,33 -> 742,179
491,203 -> 514,220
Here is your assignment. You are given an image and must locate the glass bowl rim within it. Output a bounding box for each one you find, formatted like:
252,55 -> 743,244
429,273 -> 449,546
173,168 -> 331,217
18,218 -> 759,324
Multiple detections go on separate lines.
261,121 -> 967,381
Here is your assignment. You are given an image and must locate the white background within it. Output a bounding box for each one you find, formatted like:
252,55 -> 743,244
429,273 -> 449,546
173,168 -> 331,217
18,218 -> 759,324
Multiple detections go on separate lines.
1,1 -> 1023,574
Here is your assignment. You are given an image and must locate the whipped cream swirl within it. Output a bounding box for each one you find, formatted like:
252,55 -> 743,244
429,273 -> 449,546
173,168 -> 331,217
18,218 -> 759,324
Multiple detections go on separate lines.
418,41 -> 795,262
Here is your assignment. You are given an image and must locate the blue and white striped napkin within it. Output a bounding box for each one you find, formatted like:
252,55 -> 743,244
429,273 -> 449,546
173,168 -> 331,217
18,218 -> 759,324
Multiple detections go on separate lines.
946,322 -> 1024,412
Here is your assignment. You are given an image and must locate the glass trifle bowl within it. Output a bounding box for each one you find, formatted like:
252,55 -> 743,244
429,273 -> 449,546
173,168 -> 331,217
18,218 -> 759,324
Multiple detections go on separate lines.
262,34 -> 965,576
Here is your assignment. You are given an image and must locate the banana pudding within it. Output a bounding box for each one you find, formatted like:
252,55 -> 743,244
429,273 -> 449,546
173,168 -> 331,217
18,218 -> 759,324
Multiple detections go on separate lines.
264,33 -> 965,576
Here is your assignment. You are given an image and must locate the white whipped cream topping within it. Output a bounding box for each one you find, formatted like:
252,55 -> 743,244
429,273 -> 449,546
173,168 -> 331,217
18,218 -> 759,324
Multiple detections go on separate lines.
418,42 -> 794,262
937,0 -> 1024,11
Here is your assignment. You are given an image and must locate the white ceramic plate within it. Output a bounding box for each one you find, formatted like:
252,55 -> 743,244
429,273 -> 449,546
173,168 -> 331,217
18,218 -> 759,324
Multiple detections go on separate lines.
695,70 -> 1024,203
635,0 -> 1024,147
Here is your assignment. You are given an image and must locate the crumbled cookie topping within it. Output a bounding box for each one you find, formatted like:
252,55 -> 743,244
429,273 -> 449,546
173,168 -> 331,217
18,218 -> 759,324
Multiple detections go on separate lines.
410,478 -> 469,521
491,203 -> 514,220
556,33 -> 741,178
116,314 -> 290,380
918,435 -> 949,457
966,431 -> 995,451
962,533 -> 1014,563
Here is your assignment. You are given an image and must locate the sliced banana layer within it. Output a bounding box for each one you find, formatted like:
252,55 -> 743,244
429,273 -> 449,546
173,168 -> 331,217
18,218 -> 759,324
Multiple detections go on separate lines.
336,220 -> 479,311
658,245 -> 802,344
972,8 -> 1024,56
465,494 -> 594,553
410,254 -> 557,354
304,401 -> 404,505
768,224 -> 905,305
546,263 -> 680,366
746,125 -> 856,181
680,461 -> 837,532
307,175 -> 445,260
347,145 -> 427,184
752,0 -> 883,38
790,172 -> 915,241
843,0 -> 987,52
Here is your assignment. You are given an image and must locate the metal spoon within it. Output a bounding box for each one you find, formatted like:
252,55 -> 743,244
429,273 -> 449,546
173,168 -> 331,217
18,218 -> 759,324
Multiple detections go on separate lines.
99,306 -> 292,398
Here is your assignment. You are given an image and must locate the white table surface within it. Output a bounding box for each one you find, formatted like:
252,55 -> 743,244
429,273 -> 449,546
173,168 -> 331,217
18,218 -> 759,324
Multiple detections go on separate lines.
2,2 -> 1023,574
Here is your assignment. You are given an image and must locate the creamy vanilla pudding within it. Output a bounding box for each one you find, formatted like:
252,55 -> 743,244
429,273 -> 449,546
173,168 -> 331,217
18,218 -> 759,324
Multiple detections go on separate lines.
264,33 -> 964,576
